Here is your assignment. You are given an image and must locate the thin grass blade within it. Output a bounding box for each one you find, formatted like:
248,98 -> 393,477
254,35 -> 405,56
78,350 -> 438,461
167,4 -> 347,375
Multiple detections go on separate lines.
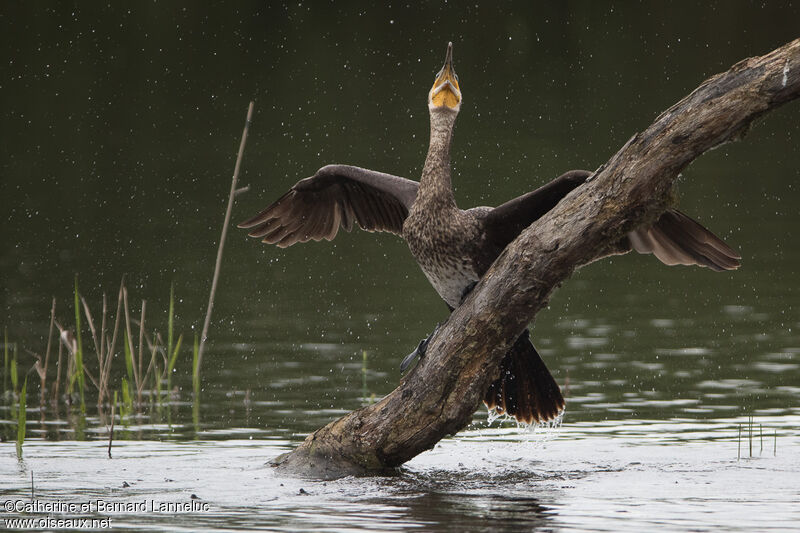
16,378 -> 27,458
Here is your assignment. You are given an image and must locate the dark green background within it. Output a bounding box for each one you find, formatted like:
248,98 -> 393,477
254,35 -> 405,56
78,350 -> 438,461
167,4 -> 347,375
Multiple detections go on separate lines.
1,2 -> 798,436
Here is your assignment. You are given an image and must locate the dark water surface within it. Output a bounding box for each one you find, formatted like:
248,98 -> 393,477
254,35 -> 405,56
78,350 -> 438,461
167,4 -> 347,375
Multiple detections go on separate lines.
2,3 -> 799,531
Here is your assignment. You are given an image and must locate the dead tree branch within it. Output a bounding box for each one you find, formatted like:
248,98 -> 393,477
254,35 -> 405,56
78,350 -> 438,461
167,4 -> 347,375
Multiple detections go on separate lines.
274,38 -> 800,478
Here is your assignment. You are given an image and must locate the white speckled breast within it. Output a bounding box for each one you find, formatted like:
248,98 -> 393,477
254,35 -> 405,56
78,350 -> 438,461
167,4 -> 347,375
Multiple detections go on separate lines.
420,260 -> 479,309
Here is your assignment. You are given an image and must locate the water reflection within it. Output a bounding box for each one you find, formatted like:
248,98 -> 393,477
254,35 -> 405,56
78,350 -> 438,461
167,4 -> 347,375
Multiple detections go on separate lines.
388,490 -> 553,532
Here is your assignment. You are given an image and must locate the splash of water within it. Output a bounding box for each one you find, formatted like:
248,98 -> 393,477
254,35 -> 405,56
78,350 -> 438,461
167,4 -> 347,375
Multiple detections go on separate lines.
485,406 -> 565,437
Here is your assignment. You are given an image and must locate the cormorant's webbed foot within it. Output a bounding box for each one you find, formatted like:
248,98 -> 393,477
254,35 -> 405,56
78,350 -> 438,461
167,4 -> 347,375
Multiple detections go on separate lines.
400,323 -> 441,372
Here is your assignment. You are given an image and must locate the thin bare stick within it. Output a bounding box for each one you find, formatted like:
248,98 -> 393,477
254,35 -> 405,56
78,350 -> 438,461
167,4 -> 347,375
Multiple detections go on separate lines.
155,332 -> 170,380
29,349 -> 47,395
122,287 -> 137,387
98,293 -> 107,406
80,297 -> 101,368
737,424 -> 741,460
56,322 -> 77,406
82,364 -> 101,390
42,298 -> 56,408
104,279 -> 125,394
80,296 -> 101,393
145,340 -> 159,396
100,294 -> 107,367
197,101 -> 254,375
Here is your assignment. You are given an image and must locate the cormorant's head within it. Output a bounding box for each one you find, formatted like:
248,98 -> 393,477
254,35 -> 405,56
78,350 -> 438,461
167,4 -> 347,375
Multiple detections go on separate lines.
428,42 -> 461,112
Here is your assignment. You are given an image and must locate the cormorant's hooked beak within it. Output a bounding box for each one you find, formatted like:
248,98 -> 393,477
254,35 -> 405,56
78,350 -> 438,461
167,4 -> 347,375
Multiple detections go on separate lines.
429,42 -> 461,111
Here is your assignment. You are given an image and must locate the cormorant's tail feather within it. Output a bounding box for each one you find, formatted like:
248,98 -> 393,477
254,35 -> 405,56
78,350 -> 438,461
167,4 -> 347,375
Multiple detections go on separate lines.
628,209 -> 741,272
483,330 -> 565,425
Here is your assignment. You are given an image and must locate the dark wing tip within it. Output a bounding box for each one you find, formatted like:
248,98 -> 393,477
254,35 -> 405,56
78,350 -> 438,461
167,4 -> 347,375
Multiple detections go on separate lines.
630,209 -> 742,271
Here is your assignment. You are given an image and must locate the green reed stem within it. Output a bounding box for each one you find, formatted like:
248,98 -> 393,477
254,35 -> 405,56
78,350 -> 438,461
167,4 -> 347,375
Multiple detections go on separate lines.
16,377 -> 27,458
118,389 -> 127,425
10,348 -> 18,393
123,330 -> 134,386
192,333 -> 200,398
121,377 -> 133,425
153,353 -> 161,409
167,334 -> 183,394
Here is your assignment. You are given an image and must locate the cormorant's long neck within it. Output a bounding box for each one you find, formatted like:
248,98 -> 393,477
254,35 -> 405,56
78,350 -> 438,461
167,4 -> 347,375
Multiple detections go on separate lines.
418,107 -> 458,209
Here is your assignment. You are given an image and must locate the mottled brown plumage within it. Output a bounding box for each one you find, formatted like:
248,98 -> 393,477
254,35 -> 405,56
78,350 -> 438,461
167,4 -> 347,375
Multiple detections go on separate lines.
239,43 -> 740,425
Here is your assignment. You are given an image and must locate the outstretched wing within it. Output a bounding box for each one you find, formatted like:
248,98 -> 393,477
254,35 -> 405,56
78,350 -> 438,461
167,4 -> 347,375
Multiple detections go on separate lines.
481,169 -> 740,271
238,165 -> 419,248
628,209 -> 741,271
483,169 -> 591,251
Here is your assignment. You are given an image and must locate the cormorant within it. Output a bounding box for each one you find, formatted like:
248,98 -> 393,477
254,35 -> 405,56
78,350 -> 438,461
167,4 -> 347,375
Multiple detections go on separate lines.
239,43 -> 740,424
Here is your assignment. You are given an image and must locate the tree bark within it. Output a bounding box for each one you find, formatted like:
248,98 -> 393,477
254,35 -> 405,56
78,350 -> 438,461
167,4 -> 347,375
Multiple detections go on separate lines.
273,38 -> 800,479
